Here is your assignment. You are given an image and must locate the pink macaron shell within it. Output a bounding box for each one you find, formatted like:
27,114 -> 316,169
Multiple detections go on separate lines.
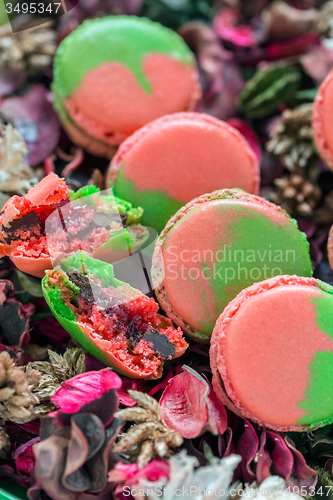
313,68 -> 333,170
108,112 -> 260,197
210,275 -> 320,432
25,173 -> 65,206
61,115 -> 118,159
151,190 -> 289,343
65,54 -> 201,146
11,255 -> 52,279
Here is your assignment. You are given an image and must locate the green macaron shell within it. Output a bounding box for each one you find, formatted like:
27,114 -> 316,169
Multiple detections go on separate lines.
297,285 -> 333,428
113,169 -> 183,234
52,16 -> 194,103
42,253 -> 140,375
202,202 -> 312,335
159,191 -> 312,338
69,184 -> 144,225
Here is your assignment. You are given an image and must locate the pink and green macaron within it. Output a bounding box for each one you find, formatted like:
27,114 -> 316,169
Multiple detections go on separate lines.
52,16 -> 200,157
151,189 -> 312,342
108,112 -> 260,233
210,275 -> 333,432
42,253 -> 188,379
313,67 -> 333,170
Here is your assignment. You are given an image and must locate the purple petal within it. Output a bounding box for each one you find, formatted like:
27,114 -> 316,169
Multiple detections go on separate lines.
219,427 -> 233,458
285,436 -> 318,493
235,420 -> 258,483
266,431 -> 293,480
257,429 -> 272,484
148,367 -> 173,397
13,437 -> 40,461
0,68 -> 27,97
0,85 -> 60,167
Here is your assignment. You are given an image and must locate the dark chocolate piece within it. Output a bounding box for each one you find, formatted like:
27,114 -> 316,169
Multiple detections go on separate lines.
68,271 -> 116,309
143,326 -> 176,359
68,271 -> 95,303
2,211 -> 41,243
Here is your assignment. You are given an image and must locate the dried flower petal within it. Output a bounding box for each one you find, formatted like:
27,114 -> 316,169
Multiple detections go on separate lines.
160,365 -> 227,439
51,368 -> 121,426
0,85 -> 60,167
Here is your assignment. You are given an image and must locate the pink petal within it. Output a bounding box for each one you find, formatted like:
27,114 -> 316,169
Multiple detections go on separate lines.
51,368 -> 122,414
214,8 -> 256,48
160,366 -> 227,439
227,118 -> 262,162
160,366 -> 210,438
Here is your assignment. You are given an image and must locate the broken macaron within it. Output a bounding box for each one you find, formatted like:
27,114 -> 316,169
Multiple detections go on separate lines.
210,275 -> 333,432
0,173 -> 148,278
152,189 -> 312,342
42,253 -> 188,379
52,16 -> 200,157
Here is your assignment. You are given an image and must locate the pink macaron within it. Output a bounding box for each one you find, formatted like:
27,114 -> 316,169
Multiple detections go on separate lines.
108,112 -> 260,233
210,274 -> 333,432
313,67 -> 333,170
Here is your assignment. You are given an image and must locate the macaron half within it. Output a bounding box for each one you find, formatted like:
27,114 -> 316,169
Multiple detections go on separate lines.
0,173 -> 148,278
313,67 -> 333,170
210,275 -> 333,432
151,189 -> 312,342
42,253 -> 188,379
108,112 -> 260,233
52,16 -> 200,157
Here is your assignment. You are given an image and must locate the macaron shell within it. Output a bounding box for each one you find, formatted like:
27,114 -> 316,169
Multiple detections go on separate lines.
152,190 -> 312,340
53,16 -> 200,147
65,55 -> 199,142
58,105 -> 118,158
109,113 -> 260,232
210,275 -> 333,432
11,255 -> 52,279
25,172 -> 64,205
313,68 -> 333,170
328,223 -> 333,270
43,286 -> 149,378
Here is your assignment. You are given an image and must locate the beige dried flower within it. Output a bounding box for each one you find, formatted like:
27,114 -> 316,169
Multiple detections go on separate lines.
26,347 -> 86,404
114,390 -> 183,469
0,21 -> 56,75
0,426 -> 10,459
0,123 -> 38,196
0,351 -> 40,423
266,103 -> 315,172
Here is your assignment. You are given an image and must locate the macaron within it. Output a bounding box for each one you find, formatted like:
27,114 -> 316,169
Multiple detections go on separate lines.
313,67 -> 333,170
108,112 -> 260,233
210,275 -> 333,432
151,189 -> 312,342
0,173 -> 148,278
42,252 -> 188,379
52,16 -> 200,157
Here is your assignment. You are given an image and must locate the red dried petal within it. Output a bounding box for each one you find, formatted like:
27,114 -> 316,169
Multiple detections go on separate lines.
160,366 -> 227,439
